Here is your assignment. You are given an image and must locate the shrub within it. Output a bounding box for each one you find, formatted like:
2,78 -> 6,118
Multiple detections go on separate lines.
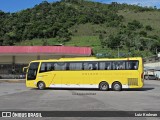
145,25 -> 153,31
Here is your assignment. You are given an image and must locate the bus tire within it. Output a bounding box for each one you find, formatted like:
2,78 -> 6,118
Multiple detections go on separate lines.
37,81 -> 46,90
112,82 -> 122,91
99,82 -> 109,91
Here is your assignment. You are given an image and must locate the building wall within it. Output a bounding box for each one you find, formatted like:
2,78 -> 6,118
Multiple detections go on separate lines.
144,62 -> 160,69
15,56 -> 38,64
0,56 -> 12,63
0,54 -> 87,64
40,55 -> 61,60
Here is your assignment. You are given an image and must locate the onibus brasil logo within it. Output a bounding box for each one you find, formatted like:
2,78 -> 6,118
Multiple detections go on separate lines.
2,112 -> 42,118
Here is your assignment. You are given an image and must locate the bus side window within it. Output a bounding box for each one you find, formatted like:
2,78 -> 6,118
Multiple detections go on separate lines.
112,62 -> 116,70
88,64 -> 93,70
112,61 -> 125,70
51,63 -> 55,71
133,62 -> 138,70
93,63 -> 98,70
91,62 -> 98,70
126,61 -> 138,70
83,63 -> 92,70
118,61 -> 125,70
69,63 -> 82,70
83,63 -> 89,70
46,63 -> 54,71
99,62 -> 111,70
106,62 -> 111,70
62,63 -> 67,70
40,62 -> 55,73
54,62 -> 67,70
99,62 -> 105,70
40,63 -> 46,73
83,62 -> 97,70
126,62 -> 130,70
84,62 -> 98,70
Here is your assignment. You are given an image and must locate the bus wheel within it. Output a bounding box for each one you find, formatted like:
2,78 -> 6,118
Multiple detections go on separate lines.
112,82 -> 122,91
37,81 -> 46,90
99,82 -> 109,91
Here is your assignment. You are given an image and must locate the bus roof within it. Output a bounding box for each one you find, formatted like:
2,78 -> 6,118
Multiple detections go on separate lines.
30,57 -> 142,63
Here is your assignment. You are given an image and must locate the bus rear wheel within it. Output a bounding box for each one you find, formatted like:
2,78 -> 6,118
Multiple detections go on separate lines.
112,82 -> 122,91
37,81 -> 46,90
99,82 -> 109,91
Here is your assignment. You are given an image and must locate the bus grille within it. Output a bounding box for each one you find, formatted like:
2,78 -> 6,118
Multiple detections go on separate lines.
128,78 -> 138,86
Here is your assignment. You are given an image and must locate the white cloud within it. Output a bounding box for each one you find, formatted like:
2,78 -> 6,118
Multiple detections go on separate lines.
99,0 -> 160,8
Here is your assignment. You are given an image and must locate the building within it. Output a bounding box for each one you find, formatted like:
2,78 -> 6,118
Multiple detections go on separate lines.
0,46 -> 92,79
144,54 -> 160,79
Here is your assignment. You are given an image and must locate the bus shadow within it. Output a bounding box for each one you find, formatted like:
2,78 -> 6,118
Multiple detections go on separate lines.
31,88 -> 100,91
31,87 -> 154,91
123,87 -> 154,91
45,88 -> 101,91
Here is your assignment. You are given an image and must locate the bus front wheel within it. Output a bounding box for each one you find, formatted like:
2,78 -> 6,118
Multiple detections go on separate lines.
99,82 -> 109,91
112,82 -> 122,91
37,81 -> 46,90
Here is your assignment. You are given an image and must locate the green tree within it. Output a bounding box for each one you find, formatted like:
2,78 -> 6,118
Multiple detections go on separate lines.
145,25 -> 153,31
139,31 -> 147,37
42,39 -> 48,46
127,20 -> 143,30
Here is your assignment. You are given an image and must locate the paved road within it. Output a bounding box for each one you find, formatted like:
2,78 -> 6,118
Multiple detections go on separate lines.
0,80 -> 160,120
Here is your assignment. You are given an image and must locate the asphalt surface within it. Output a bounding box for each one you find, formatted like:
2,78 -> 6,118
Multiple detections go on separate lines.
0,80 -> 160,120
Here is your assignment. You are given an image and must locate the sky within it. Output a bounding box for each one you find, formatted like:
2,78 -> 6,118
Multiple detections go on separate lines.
0,0 -> 160,13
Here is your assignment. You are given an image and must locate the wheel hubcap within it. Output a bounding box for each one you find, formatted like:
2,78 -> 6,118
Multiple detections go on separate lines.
114,84 -> 120,90
102,84 -> 107,90
39,83 -> 43,89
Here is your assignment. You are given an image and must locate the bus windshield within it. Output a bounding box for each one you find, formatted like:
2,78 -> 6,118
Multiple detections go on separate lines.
27,62 -> 39,80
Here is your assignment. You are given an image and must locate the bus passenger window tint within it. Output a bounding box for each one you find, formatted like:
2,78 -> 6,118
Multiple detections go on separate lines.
83,63 -> 90,70
92,63 -> 98,70
40,63 -> 45,72
126,61 -> 138,70
83,62 -> 98,70
69,63 -> 82,70
46,63 -> 54,71
112,61 -> 125,70
117,61 -> 125,70
99,62 -> 111,70
40,62 -> 54,73
112,62 -> 117,70
99,62 -> 105,70
106,62 -> 111,70
54,63 -> 67,70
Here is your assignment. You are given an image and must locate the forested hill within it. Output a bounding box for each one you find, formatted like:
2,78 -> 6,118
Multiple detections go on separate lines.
0,0 -> 160,57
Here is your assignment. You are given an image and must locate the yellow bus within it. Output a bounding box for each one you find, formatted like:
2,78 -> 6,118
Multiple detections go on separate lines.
24,57 -> 144,91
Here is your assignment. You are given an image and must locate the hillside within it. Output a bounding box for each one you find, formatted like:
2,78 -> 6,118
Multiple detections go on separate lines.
0,0 -> 160,57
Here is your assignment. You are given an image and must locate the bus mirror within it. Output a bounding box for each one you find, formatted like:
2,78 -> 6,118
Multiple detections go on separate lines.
23,67 -> 28,73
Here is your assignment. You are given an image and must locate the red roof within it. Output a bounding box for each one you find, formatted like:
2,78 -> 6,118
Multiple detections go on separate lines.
0,46 -> 92,55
